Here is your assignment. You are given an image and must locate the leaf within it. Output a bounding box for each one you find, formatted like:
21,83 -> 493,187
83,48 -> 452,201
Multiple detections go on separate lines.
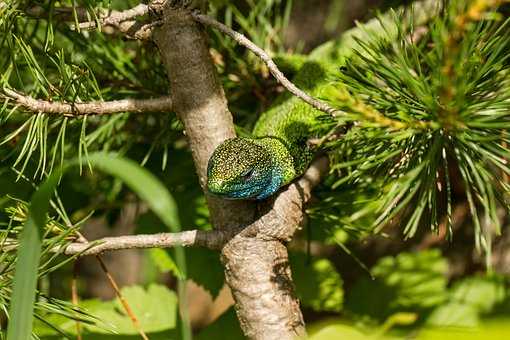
83,284 -> 178,335
426,303 -> 480,328
308,320 -> 370,340
71,153 -> 190,340
449,275 -> 506,314
379,312 -> 418,332
186,247 -> 225,299
346,250 -> 448,320
196,307 -> 244,340
85,154 -> 181,233
418,319 -> 510,340
150,248 -> 183,280
425,274 -> 508,328
290,252 -> 344,312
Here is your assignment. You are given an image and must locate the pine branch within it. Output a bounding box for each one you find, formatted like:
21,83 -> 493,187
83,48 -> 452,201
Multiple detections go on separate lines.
191,11 -> 342,117
68,3 -> 154,40
7,2 -> 153,40
318,0 -> 510,250
73,3 -> 149,30
2,89 -> 172,116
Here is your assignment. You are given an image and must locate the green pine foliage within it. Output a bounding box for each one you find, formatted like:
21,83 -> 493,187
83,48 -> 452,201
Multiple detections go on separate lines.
0,198 -> 96,338
316,0 -> 510,253
0,0 -> 180,176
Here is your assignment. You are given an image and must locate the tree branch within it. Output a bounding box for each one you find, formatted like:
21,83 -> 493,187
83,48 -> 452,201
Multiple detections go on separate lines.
8,2 -> 153,40
2,89 -> 172,116
61,229 -> 233,256
219,157 -> 327,340
102,20 -> 154,40
191,12 -> 341,117
69,3 -> 154,40
150,4 -> 309,338
73,4 -> 149,30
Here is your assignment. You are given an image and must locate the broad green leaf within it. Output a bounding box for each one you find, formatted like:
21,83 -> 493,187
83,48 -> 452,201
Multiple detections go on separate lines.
425,275 -> 508,328
449,275 -> 506,314
84,284 -> 178,335
81,154 -> 190,340
196,307 -> 244,340
85,154 -> 181,232
346,250 -> 448,320
308,314 -> 418,340
186,247 -> 225,299
418,319 -> 510,340
290,252 -> 343,312
150,248 -> 183,280
308,320 -> 371,340
426,303 -> 480,328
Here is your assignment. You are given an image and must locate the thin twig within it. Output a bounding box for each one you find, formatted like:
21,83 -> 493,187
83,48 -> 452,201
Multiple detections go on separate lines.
62,229 -> 231,256
71,261 -> 82,340
2,89 -> 172,116
69,3 -> 154,40
6,1 -> 153,40
191,12 -> 341,117
95,255 -> 149,340
74,4 -> 149,29
72,230 -> 149,340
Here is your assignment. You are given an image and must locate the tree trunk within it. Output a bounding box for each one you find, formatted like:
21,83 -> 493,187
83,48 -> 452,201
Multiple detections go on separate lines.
151,2 -> 307,338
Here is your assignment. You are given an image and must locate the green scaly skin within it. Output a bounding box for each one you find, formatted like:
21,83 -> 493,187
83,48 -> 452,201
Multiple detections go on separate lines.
207,60 -> 336,200
207,3 -> 435,200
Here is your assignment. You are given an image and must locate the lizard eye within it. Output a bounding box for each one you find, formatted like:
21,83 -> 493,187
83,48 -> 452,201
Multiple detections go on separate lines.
241,168 -> 255,181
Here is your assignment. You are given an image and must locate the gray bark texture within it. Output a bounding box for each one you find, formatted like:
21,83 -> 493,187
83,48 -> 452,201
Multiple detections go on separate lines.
151,1 -> 326,338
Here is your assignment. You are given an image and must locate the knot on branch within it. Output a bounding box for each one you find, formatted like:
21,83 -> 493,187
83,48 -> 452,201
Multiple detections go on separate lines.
252,191 -> 308,242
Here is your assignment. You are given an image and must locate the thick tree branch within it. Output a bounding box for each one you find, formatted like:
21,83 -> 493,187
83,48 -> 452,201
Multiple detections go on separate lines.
151,4 -> 256,231
2,89 -> 172,116
220,157 -> 328,340
191,12 -> 341,117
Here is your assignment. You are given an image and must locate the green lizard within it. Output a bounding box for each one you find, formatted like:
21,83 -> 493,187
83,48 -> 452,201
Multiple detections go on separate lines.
207,60 -> 332,200
206,1 -> 437,200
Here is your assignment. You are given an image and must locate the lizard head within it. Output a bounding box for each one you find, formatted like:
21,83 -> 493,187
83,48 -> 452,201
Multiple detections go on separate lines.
206,138 -> 283,200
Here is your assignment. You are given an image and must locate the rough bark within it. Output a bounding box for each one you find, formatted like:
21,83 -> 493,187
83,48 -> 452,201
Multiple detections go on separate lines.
151,3 -> 254,230
221,157 -> 328,340
151,1 -> 317,338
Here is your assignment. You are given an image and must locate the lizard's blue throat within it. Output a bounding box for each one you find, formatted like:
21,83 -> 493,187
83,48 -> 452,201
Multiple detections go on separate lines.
206,137 -> 292,200
207,164 -> 284,200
